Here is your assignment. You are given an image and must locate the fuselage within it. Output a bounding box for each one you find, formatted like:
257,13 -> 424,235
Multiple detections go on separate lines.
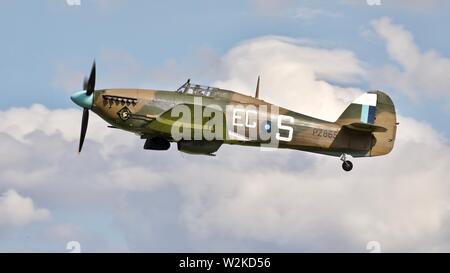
89,87 -> 371,157
70,63 -> 396,172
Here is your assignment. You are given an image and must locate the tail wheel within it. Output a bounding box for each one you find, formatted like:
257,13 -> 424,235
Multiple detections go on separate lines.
342,161 -> 353,172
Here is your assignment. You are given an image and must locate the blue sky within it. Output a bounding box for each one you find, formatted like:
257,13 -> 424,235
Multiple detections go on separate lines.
1,0 -> 450,252
1,0 -> 449,134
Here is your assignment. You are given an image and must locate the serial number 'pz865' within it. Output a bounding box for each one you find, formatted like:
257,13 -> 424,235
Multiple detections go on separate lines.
312,128 -> 338,139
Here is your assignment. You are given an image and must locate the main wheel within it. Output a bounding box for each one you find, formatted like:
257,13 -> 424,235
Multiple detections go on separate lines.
342,161 -> 353,172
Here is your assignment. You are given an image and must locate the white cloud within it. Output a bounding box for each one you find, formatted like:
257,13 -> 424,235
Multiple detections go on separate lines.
0,104 -> 137,157
370,17 -> 450,102
2,102 -> 449,251
161,36 -> 450,251
96,166 -> 166,192
214,36 -> 365,121
179,115 -> 450,251
0,190 -> 51,226
1,32 -> 450,252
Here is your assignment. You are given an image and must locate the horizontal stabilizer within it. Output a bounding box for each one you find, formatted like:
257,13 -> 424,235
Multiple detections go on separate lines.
344,122 -> 387,133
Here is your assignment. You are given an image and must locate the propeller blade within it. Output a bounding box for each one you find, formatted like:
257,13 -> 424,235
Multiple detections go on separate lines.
83,77 -> 88,91
86,61 -> 96,95
78,108 -> 89,153
77,61 -> 96,152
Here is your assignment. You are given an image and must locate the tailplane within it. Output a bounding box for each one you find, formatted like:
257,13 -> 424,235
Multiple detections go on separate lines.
336,91 -> 397,156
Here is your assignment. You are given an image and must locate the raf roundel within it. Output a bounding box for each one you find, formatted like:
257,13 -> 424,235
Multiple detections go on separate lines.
263,121 -> 272,133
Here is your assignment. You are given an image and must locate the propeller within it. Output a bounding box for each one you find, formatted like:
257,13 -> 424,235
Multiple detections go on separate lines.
83,62 -> 96,95
73,61 -> 96,153
79,108 -> 89,153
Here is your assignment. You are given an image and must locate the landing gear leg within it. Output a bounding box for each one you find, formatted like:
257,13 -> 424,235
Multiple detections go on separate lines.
340,154 -> 353,172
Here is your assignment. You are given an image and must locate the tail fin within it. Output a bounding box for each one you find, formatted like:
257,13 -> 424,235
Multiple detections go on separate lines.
336,91 -> 397,156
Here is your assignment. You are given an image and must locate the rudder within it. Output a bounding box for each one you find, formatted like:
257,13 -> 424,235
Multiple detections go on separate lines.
336,91 -> 397,157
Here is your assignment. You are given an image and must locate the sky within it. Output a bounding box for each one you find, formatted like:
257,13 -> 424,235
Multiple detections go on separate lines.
0,0 -> 450,252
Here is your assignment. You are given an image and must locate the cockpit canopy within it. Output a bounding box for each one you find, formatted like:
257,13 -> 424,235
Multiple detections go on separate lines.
176,79 -> 219,97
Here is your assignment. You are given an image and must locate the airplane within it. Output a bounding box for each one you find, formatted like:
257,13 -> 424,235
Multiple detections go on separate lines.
70,62 -> 398,172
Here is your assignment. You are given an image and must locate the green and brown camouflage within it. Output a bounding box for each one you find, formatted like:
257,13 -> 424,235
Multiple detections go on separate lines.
90,83 -> 397,156
71,64 -> 397,171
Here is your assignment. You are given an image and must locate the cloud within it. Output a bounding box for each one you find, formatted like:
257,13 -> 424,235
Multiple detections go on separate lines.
2,102 -> 450,251
0,190 -> 51,226
179,115 -> 450,251
0,104 -> 136,157
171,36 -> 450,251
214,36 -> 365,121
369,17 -> 450,103
2,33 -> 450,252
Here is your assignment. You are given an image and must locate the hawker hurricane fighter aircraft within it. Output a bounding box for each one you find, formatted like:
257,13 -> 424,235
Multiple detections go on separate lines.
71,63 -> 397,172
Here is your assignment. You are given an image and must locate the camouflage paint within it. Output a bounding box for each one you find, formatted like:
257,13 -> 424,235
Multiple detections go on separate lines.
90,86 -> 397,158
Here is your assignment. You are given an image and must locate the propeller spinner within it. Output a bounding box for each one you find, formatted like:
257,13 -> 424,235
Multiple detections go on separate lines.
70,62 -> 96,153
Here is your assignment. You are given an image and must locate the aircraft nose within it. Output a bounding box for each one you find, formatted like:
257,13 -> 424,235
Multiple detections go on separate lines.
70,90 -> 93,109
